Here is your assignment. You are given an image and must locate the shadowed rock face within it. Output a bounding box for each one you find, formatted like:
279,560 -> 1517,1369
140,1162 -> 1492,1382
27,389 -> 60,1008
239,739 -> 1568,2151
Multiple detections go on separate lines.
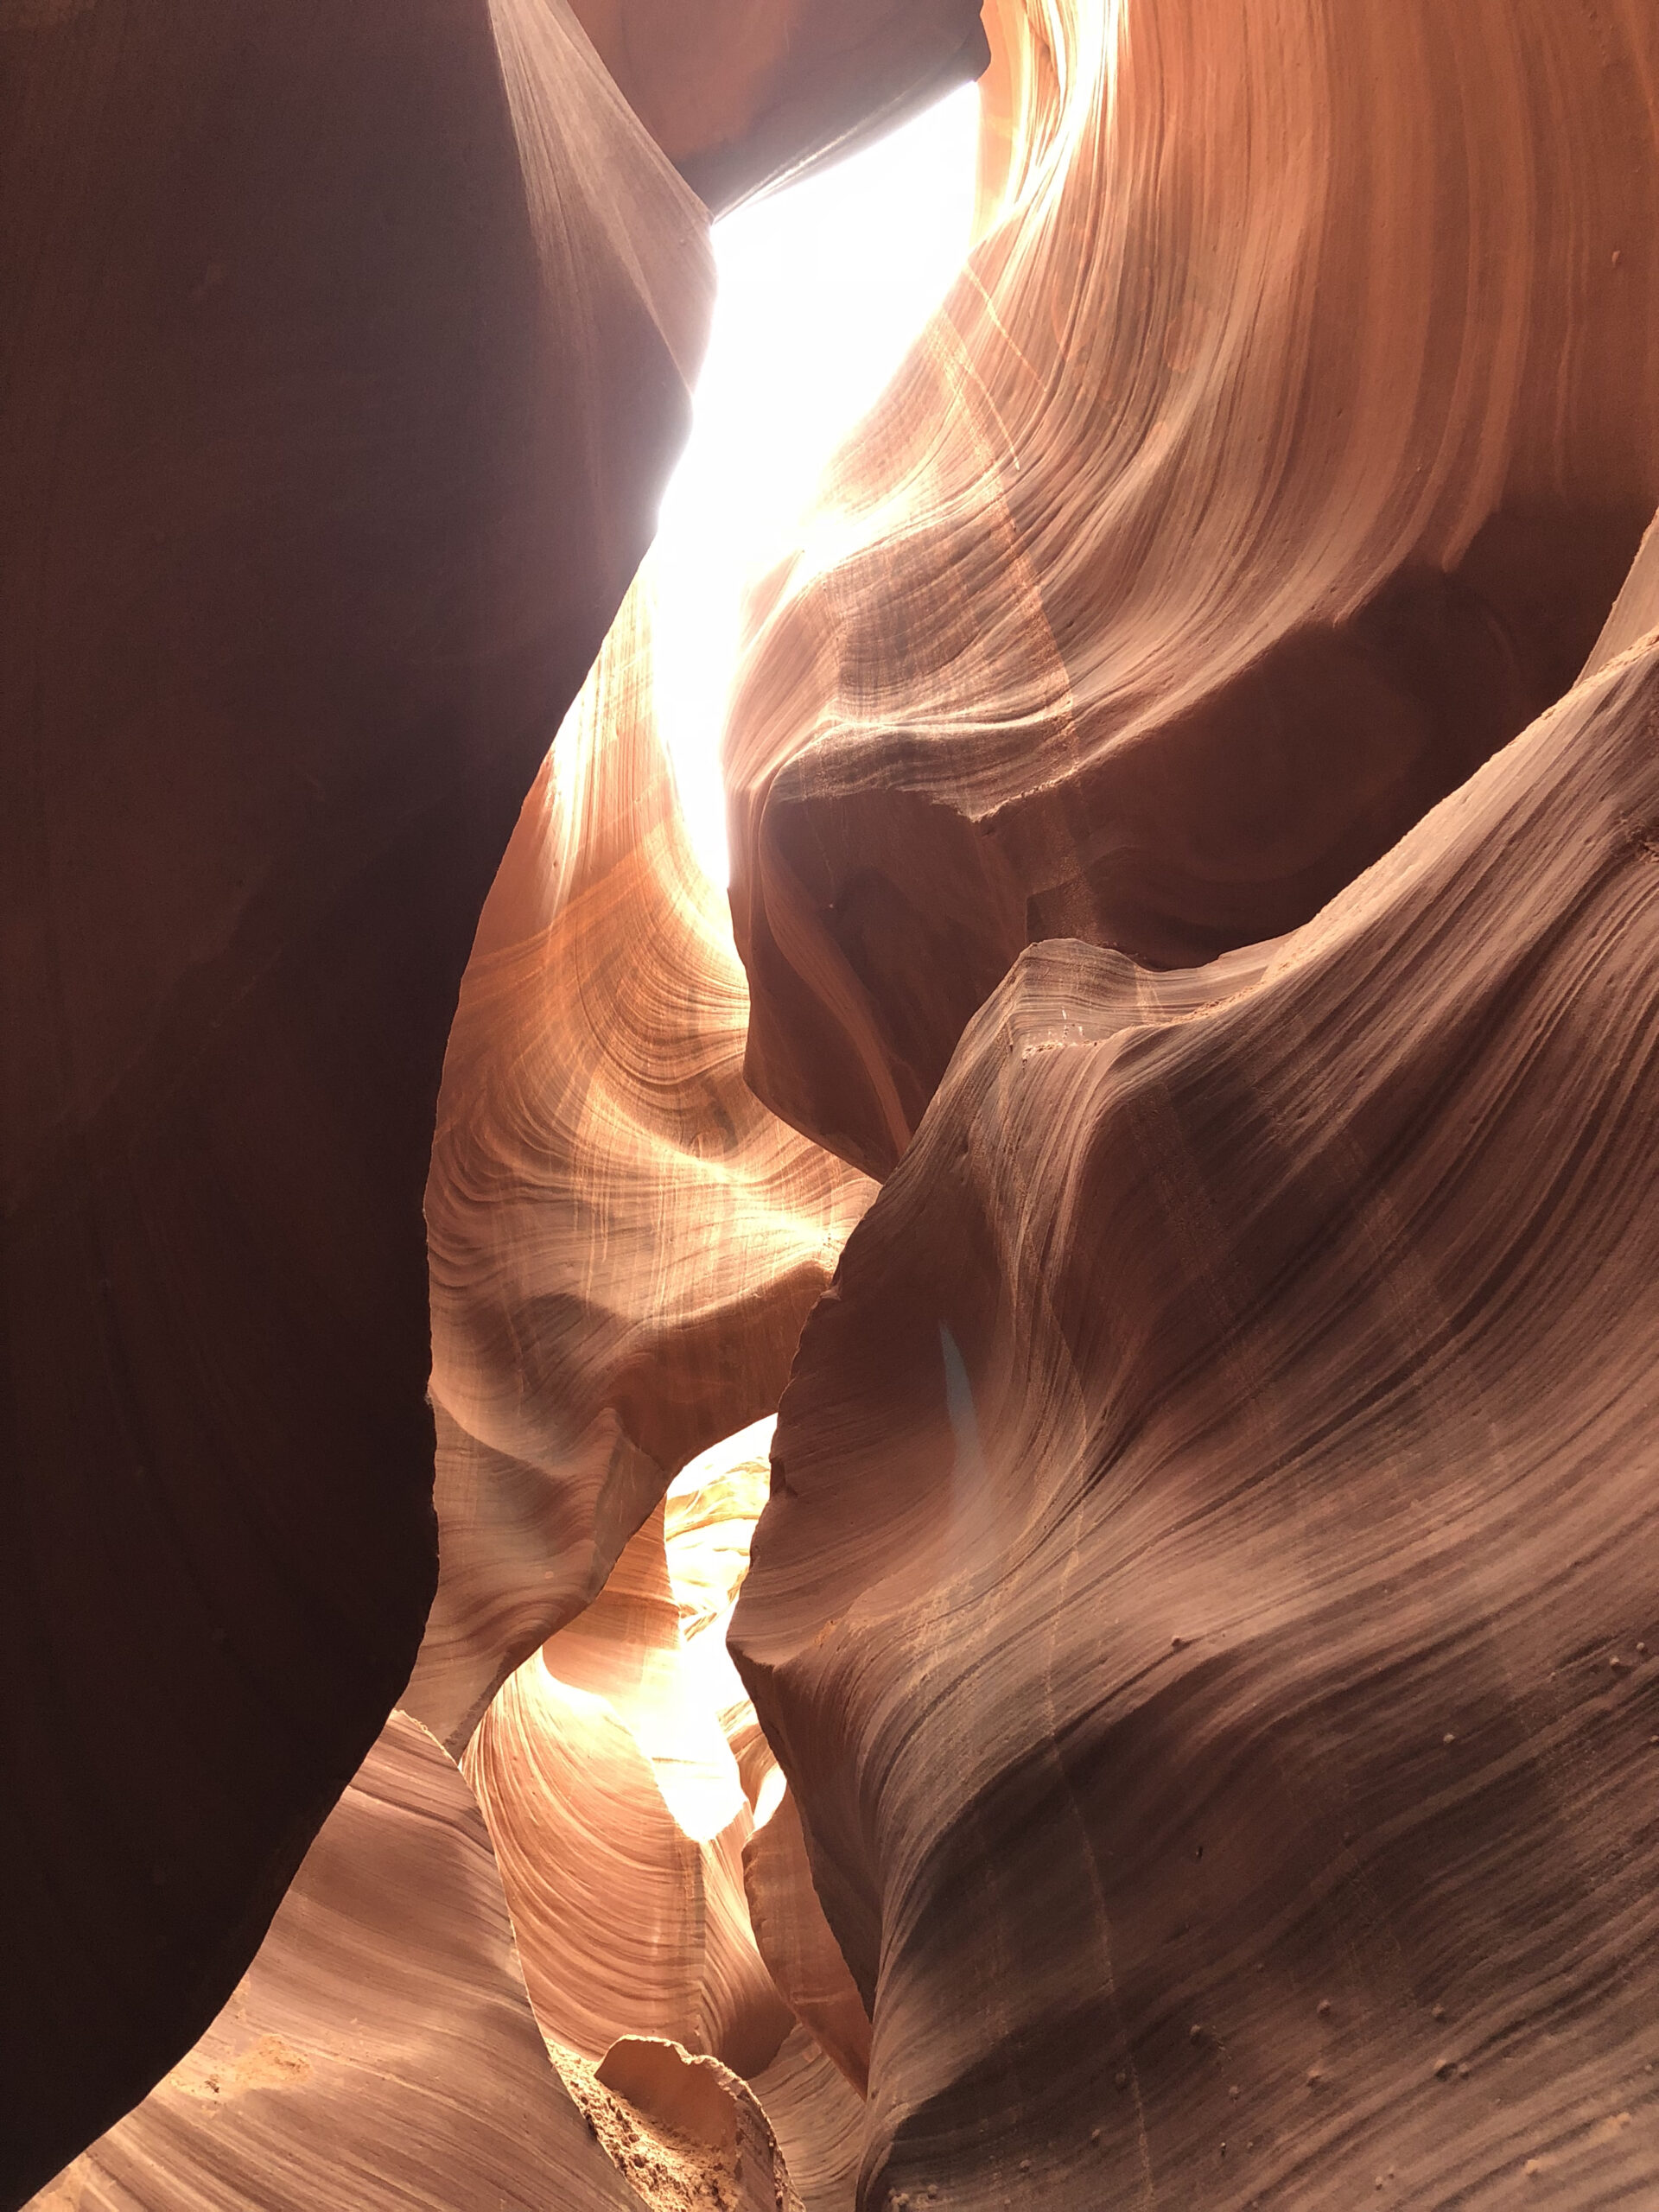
732,594 -> 1659,2205
0,0 -> 709,2193
727,0 -> 1659,1179
745,1787 -> 874,2099
29,1713 -> 648,2212
566,0 -> 990,213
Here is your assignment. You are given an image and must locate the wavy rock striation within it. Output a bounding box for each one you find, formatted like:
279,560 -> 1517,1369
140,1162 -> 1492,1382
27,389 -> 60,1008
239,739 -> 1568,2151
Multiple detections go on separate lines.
749,2026 -> 867,2212
457,1426 -> 871,2206
410,580 -> 871,1754
728,0 -> 1659,1178
744,1787 -> 874,2101
30,1713 -> 646,2212
733,569 -> 1659,2204
15,0 -> 1659,2204
461,1446 -> 795,2078
0,0 -> 710,2191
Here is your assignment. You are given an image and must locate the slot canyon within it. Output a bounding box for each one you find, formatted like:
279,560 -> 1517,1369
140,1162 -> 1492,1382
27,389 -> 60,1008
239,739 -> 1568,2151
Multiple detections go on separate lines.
4,0 -> 1659,2205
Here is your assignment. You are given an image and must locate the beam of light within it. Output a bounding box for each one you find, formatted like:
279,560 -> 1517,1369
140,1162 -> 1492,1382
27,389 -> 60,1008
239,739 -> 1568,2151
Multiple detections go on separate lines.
651,83 -> 982,888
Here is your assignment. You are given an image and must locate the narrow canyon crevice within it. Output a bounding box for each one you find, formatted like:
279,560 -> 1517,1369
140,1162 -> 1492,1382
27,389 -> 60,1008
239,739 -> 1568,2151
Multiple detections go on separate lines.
6,0 -> 1659,2206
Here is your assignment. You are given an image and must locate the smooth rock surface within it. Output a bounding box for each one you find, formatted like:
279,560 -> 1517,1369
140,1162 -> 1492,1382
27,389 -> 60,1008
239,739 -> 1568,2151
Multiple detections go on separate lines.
29,1713 -> 645,2212
0,0 -> 709,2190
751,2026 -> 866,2212
410,583 -> 870,1754
734,577 -> 1659,2203
727,0 -> 1659,1177
745,1788 -> 874,2098
462,1471 -> 794,2078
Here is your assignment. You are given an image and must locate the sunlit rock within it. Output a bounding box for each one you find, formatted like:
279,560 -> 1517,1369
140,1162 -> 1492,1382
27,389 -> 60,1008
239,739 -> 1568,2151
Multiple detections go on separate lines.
728,0 -> 1659,1176
733,550 -> 1659,2204
409,582 -> 871,1754
29,1714 -> 645,2211
461,1443 -> 796,2079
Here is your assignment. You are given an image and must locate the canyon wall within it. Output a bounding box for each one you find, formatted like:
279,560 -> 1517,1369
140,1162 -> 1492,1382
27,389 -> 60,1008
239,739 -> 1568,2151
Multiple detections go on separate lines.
32,1712 -> 650,2212
11,0 -> 1659,2202
409,581 -> 870,1756
727,0 -> 1659,1178
36,1471 -> 864,2212
733,585 -> 1659,2203
723,1 -> 1659,2201
0,0 -> 714,2190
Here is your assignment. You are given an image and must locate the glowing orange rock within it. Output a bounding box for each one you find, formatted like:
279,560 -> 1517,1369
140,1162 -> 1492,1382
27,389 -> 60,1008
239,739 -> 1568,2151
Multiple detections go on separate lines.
411,582 -> 870,1754
461,1469 -> 794,2078
728,0 -> 1659,1176
30,1714 -> 646,2211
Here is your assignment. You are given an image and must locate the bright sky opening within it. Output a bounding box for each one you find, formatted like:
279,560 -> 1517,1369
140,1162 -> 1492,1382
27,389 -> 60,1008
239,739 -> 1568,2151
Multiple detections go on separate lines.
651,83 -> 982,887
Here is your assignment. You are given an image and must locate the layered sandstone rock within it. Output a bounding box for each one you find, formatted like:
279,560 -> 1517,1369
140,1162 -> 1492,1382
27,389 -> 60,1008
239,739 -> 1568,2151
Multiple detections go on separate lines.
732,563 -> 1659,2204
749,2026 -> 867,2212
728,0 -> 1659,1177
744,1789 -> 874,2099
409,582 -> 871,1755
0,0 -> 709,2192
30,1713 -> 647,2212
454,1437 -> 868,2206
461,1446 -> 795,2078
13,0 -> 1659,2204
30,1688 -> 866,2212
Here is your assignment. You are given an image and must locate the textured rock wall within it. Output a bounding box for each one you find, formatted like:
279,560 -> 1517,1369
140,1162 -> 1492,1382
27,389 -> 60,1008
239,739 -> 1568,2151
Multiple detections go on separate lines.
461,1483 -> 796,2080
745,1787 -> 874,2099
29,1462 -> 868,2211
31,1713 -> 648,2212
728,0 -> 1659,1178
732,583 -> 1659,2202
13,0 -> 1659,2201
409,582 -> 870,1754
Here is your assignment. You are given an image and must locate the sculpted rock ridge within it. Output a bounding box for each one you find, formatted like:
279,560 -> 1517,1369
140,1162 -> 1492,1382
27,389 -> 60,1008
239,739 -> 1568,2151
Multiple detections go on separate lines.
727,0 -> 1659,1177
410,579 -> 871,1756
734,602 -> 1659,2203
